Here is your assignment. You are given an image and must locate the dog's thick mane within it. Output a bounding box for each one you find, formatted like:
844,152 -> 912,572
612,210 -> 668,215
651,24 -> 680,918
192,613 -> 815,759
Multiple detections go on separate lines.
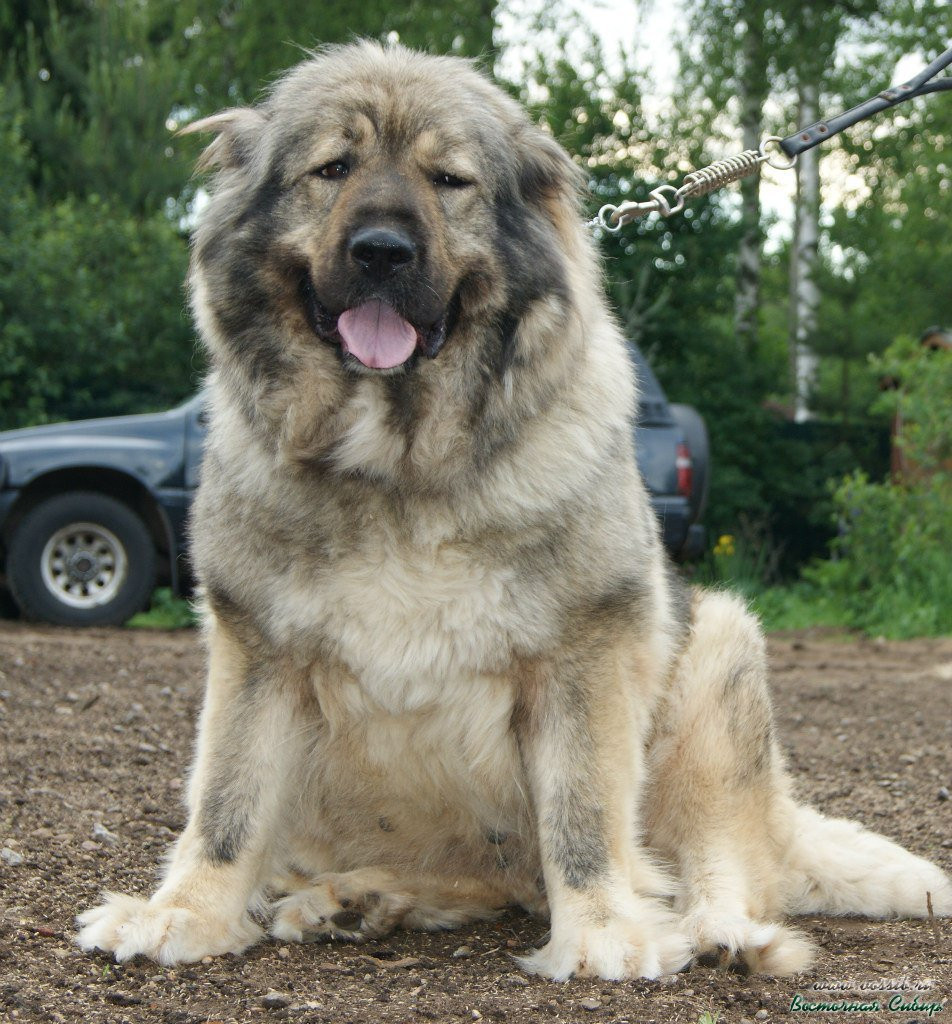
187,44 -> 636,503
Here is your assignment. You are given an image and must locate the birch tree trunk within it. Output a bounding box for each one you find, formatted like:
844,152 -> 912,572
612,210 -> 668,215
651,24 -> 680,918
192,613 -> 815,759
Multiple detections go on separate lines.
792,80 -> 821,422
735,8 -> 766,354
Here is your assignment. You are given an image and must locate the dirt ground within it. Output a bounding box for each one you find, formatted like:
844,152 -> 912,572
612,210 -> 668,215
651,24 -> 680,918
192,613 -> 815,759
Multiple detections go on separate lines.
0,623 -> 949,1024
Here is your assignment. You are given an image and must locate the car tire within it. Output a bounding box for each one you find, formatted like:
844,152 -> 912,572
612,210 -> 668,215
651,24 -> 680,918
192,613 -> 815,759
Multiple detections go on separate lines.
6,492 -> 156,627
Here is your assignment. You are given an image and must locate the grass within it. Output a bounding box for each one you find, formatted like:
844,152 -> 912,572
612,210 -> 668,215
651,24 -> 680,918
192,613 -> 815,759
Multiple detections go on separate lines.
127,588 -> 197,630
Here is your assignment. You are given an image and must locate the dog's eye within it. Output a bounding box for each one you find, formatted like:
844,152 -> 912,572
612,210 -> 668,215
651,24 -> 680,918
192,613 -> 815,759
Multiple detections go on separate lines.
432,171 -> 471,189
315,161 -> 350,180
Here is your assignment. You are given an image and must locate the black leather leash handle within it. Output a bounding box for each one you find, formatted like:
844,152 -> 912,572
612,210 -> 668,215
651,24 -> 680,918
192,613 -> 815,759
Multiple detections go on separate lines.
780,43 -> 952,158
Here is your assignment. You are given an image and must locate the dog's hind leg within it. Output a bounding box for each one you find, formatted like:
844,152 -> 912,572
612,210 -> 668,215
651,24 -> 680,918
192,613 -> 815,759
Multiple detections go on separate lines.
76,614 -> 308,964
271,868 -> 516,942
646,591 -> 814,975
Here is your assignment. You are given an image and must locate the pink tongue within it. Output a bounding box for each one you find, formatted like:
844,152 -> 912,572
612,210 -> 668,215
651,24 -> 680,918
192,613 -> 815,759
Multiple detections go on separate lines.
337,301 -> 417,369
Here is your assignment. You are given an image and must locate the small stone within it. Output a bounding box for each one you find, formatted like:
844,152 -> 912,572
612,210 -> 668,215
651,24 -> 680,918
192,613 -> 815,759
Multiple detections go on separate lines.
80,841 -> 100,852
740,1018 -> 755,1024
508,975 -> 530,987
104,993 -> 143,1007
452,945 -> 473,958
277,946 -> 290,959
201,956 -> 213,964
1,848 -> 24,866
471,1011 -> 482,1021
755,1011 -> 769,1022
261,990 -> 291,1009
92,823 -> 118,844
681,989 -> 695,997
579,997 -> 602,1011
938,787 -> 950,802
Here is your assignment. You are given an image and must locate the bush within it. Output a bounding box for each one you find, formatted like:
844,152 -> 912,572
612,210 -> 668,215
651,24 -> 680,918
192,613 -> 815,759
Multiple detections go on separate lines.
0,90 -> 198,430
760,338 -> 952,638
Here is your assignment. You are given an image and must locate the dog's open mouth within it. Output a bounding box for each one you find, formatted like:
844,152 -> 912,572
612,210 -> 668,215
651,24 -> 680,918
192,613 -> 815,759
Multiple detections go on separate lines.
338,300 -> 447,369
302,279 -> 447,370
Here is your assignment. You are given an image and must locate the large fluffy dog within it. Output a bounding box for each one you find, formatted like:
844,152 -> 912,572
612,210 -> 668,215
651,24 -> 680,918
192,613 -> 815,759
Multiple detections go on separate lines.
77,42 -> 951,979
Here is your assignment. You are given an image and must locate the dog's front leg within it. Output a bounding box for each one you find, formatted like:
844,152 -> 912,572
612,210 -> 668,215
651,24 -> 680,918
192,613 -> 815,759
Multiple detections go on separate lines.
76,617 -> 303,964
514,639 -> 691,981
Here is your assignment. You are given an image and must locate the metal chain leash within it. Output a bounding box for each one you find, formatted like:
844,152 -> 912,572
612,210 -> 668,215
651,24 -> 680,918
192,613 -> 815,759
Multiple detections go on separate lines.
588,42 -> 952,234
589,136 -> 796,232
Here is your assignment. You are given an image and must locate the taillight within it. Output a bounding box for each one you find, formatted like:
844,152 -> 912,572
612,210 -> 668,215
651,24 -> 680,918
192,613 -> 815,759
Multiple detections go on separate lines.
676,441 -> 693,498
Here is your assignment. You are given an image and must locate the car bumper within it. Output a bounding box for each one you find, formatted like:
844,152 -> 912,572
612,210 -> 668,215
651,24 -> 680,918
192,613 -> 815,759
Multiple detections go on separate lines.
651,496 -> 706,561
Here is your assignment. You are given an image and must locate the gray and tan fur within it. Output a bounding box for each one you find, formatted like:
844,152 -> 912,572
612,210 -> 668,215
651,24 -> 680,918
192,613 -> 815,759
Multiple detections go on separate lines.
77,43 -> 952,979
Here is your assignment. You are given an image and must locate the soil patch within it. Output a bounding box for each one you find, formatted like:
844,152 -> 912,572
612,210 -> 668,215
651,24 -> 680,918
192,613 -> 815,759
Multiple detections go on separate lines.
1,624 -> 949,1023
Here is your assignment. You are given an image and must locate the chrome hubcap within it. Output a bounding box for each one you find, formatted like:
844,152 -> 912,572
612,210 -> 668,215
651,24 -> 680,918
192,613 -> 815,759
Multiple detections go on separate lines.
40,522 -> 128,609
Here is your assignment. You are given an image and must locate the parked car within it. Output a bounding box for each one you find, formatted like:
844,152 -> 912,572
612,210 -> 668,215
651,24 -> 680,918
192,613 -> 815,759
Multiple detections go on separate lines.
0,344 -> 707,627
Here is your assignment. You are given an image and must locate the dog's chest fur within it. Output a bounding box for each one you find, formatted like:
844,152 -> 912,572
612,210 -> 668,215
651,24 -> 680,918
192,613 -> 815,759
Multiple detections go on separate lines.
294,540 -> 536,874
266,514 -> 552,712
321,541 -> 516,710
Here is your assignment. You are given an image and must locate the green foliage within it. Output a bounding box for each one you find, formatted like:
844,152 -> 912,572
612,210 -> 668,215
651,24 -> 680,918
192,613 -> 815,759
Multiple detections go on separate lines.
758,341 -> 952,637
871,334 -> 952,472
5,1 -> 193,213
128,588 -> 198,630
805,471 -> 952,636
702,522 -> 783,598
0,91 -> 196,429
166,0 -> 496,111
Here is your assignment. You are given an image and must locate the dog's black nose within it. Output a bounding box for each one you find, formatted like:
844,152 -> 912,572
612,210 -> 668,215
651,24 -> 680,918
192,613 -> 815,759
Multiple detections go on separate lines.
349,227 -> 416,277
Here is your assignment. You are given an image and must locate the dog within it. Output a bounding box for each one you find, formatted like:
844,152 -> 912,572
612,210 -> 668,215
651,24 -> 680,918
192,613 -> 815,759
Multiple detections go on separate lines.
76,42 -> 952,979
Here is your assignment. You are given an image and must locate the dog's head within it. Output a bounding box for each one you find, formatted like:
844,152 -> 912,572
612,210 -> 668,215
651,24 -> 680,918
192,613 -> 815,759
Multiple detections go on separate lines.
185,43 -> 585,388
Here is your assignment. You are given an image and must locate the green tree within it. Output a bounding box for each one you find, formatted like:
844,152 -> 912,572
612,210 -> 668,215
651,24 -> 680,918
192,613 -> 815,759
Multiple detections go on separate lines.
0,90 -> 195,429
166,0 -> 497,112
4,1 -> 193,214
792,339 -> 952,637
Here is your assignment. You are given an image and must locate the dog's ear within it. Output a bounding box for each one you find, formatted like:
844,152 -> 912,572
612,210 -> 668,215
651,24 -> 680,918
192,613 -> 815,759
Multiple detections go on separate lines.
178,108 -> 267,172
518,128 -> 585,208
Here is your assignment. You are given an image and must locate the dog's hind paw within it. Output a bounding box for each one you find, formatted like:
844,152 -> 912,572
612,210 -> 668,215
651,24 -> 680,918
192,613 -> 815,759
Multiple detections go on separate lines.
271,874 -> 409,944
75,892 -> 261,965
518,917 -> 692,981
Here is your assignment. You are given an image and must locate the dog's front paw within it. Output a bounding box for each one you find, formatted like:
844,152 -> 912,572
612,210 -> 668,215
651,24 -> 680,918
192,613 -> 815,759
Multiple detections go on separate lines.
685,912 -> 814,976
75,892 -> 262,964
518,917 -> 692,981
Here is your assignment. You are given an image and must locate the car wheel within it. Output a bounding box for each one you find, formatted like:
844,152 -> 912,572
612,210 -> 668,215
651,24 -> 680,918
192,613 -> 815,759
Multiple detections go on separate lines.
6,492 -> 156,627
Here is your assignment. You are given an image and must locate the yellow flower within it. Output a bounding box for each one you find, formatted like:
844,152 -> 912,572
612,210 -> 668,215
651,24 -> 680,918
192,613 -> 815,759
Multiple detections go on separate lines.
713,533 -> 736,557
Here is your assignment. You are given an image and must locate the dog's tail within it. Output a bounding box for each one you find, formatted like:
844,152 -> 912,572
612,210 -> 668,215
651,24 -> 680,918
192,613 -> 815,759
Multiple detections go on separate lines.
782,800 -> 952,918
